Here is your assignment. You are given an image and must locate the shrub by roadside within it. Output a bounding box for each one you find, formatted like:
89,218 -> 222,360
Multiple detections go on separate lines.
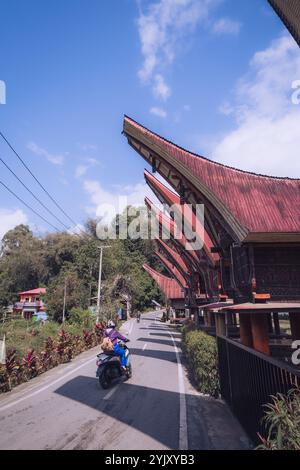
181,322 -> 220,398
257,389 -> 300,450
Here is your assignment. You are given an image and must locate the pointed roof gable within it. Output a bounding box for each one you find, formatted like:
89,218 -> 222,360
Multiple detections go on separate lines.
155,237 -> 190,275
144,169 -> 218,264
124,116 -> 300,242
154,250 -> 187,288
268,0 -> 300,47
143,264 -> 184,300
144,196 -> 199,264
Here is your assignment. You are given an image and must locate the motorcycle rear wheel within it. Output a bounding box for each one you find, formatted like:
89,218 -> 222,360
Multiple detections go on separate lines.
99,372 -> 110,389
126,363 -> 132,379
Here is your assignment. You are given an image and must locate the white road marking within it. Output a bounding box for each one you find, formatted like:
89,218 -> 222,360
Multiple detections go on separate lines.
103,383 -> 120,400
128,319 -> 134,336
142,343 -> 147,351
169,333 -> 188,451
0,355 -> 97,412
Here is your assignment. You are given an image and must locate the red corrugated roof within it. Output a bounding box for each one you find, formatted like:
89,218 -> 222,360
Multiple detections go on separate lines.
155,237 -> 190,275
145,196 -> 200,262
18,288 -> 46,295
143,264 -> 184,300
126,116 -> 300,235
154,250 -> 187,288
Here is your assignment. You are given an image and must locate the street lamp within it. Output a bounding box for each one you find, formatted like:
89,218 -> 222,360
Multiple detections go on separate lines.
96,245 -> 111,323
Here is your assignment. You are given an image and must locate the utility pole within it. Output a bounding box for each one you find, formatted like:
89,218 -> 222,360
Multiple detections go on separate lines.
62,278 -> 67,323
96,245 -> 111,324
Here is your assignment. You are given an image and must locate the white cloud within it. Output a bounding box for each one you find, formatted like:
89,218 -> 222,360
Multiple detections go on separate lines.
75,165 -> 88,179
83,179 -> 156,224
153,74 -> 171,100
27,142 -> 64,166
213,35 -> 300,177
67,223 -> 85,235
75,158 -> 100,179
137,0 -> 218,100
218,101 -> 234,116
212,18 -> 241,35
77,143 -> 98,152
0,208 -> 28,240
150,106 -> 168,118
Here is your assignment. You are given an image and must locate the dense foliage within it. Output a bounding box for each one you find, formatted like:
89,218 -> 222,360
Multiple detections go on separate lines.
257,389 -> 300,450
0,210 -> 163,320
0,317 -> 106,393
181,322 -> 220,398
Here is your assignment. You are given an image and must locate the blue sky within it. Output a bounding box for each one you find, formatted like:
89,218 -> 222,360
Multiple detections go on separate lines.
0,0 -> 299,238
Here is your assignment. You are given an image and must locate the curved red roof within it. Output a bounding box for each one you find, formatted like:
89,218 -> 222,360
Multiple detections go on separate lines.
145,196 -> 199,262
124,116 -> 300,239
143,264 -> 184,300
154,250 -> 187,288
155,237 -> 190,275
144,169 -> 218,263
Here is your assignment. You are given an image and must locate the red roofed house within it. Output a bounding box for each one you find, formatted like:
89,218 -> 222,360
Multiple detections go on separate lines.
124,115 -> 300,442
123,115 -> 300,304
143,264 -> 186,322
14,288 -> 47,319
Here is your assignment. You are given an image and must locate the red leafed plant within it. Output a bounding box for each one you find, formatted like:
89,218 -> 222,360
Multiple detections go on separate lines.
83,329 -> 95,349
94,323 -> 105,343
56,329 -> 72,363
71,335 -> 84,355
22,349 -> 38,379
2,349 -> 23,391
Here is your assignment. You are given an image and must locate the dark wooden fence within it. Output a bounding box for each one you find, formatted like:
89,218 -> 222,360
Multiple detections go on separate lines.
217,335 -> 300,443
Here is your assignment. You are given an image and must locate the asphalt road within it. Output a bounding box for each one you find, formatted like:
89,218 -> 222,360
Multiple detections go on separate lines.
0,311 -> 250,450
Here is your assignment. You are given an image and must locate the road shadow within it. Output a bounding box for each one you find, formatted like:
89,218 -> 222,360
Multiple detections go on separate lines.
54,377 -> 250,450
130,347 -> 177,363
137,337 -> 179,347
149,332 -> 181,339
140,317 -> 161,321
55,377 -> 179,448
138,327 -> 169,331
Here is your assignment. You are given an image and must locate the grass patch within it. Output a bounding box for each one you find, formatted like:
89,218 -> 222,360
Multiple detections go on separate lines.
1,319 -> 92,359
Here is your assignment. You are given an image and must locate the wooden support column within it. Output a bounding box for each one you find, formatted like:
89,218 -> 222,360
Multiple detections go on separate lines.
273,312 -> 281,336
239,313 -> 253,348
289,313 -> 300,341
267,313 -> 273,334
251,313 -> 271,356
225,312 -> 233,337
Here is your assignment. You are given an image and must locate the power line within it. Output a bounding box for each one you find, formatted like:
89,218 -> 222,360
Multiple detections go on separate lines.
0,130 -> 89,237
0,179 -> 61,232
0,156 -> 71,231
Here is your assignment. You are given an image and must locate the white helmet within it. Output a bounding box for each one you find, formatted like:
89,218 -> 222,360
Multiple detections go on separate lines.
108,320 -> 116,328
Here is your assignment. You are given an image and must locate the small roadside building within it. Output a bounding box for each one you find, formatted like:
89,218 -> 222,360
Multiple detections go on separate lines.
14,288 -> 47,319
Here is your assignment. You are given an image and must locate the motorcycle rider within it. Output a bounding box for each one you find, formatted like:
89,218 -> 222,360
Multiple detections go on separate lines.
104,320 -> 129,370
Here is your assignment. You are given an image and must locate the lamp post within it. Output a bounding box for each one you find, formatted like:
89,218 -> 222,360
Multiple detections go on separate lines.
96,245 -> 111,324
62,278 -> 67,323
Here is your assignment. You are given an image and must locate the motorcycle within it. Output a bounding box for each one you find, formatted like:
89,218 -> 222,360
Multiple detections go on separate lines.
96,341 -> 132,389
